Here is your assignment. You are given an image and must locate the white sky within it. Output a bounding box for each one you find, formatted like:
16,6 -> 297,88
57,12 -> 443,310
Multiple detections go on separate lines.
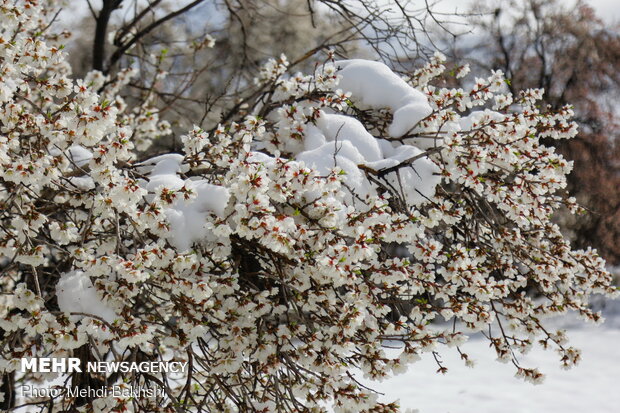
434,0 -> 620,23
588,0 -> 620,22
62,0 -> 620,26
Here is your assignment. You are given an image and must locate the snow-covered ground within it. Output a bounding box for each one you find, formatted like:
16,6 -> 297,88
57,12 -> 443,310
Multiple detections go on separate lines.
371,299 -> 620,413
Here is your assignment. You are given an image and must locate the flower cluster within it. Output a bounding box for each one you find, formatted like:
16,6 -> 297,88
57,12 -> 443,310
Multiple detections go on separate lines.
0,1 -> 615,412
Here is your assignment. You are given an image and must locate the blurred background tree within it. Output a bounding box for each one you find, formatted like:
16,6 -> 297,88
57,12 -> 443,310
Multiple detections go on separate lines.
456,0 -> 620,267
65,0 -> 451,137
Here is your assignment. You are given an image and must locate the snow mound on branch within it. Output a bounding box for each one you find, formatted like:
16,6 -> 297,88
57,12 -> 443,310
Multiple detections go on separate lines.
386,160 -> 440,206
164,180 -> 230,251
136,153 -> 188,175
297,140 -> 373,200
364,144 -> 423,170
48,145 -> 93,167
365,144 -> 441,206
55,270 -> 118,323
67,145 -> 93,167
141,154 -> 231,251
315,113 -> 383,161
337,59 -> 432,138
68,176 -> 95,191
295,119 -> 439,207
303,125 -> 327,151
295,113 -> 439,206
144,154 -> 186,192
248,151 -> 277,165
248,60 -> 443,208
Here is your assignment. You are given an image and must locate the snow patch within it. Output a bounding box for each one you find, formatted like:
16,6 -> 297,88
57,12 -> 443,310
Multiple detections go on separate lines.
55,270 -> 118,323
315,113 -> 383,161
337,60 -> 432,138
136,153 -> 188,175
247,151 -> 277,165
139,154 -> 231,251
67,176 -> 95,191
164,180 -> 230,251
378,145 -> 440,206
67,145 -> 93,167
142,154 -> 187,193
303,124 -> 327,151
297,140 -> 374,201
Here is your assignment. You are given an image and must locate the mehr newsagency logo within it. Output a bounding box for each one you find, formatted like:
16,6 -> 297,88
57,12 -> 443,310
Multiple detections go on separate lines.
21,357 -> 187,374
19,357 -> 187,399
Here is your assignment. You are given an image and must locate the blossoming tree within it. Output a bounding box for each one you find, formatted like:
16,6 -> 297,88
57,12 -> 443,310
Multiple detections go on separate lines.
0,1 -> 616,412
